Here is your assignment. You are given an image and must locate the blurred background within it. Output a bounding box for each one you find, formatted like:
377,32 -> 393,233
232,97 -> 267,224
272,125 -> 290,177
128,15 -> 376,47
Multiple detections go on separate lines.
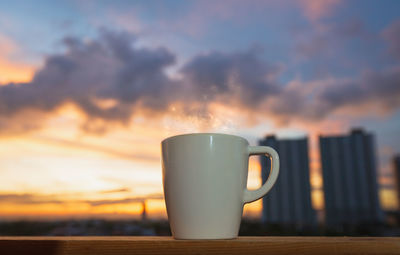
0,0 -> 399,236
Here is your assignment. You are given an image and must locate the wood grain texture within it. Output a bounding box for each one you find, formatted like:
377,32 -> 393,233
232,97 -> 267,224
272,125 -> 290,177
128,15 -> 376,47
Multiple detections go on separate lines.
0,236 -> 399,255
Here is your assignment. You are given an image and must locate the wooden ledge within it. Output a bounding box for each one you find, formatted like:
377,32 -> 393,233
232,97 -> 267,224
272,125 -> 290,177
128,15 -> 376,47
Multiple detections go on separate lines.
0,236 -> 399,255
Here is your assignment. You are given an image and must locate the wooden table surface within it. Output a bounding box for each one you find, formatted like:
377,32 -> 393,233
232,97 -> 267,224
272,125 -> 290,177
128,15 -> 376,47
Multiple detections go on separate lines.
0,236 -> 399,255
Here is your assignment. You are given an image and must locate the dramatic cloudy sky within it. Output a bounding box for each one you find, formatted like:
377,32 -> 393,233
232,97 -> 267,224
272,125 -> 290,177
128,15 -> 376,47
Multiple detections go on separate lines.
0,0 -> 399,219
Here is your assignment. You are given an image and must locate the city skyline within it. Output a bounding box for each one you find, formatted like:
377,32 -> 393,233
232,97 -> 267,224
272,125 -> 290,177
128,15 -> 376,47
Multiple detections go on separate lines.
0,127 -> 398,220
0,0 -> 399,219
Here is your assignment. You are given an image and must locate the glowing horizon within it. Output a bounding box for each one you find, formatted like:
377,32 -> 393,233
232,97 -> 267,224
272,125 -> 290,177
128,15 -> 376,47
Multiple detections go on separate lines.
0,0 -> 399,220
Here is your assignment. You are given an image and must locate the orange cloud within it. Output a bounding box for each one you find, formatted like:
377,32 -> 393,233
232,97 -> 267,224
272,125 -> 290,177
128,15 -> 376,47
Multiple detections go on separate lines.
1,29 -> 399,137
299,0 -> 342,21
34,135 -> 160,163
0,34 -> 35,83
0,192 -> 165,219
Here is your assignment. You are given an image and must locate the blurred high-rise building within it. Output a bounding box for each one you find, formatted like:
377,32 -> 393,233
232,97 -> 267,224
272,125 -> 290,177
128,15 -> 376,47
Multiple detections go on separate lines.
259,136 -> 316,226
319,128 -> 384,226
394,155 -> 400,210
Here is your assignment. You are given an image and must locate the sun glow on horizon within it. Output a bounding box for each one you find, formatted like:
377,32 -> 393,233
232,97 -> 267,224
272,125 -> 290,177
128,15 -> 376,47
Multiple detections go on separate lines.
0,113 -> 398,219
0,46 -> 397,220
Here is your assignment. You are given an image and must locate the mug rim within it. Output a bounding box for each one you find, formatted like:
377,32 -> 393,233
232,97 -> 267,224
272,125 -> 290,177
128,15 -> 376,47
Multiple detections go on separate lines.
162,133 -> 248,144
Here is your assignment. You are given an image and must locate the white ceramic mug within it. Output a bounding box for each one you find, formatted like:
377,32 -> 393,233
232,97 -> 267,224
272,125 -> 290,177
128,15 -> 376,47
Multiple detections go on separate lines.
161,133 -> 279,239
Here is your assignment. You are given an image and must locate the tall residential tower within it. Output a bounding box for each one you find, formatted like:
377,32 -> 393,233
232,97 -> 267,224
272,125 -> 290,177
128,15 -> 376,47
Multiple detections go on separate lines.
393,155 -> 400,211
259,136 -> 316,226
319,129 -> 383,225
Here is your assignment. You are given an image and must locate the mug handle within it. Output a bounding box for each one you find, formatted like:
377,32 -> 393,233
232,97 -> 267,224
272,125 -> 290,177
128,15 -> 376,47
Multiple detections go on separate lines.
243,146 -> 280,204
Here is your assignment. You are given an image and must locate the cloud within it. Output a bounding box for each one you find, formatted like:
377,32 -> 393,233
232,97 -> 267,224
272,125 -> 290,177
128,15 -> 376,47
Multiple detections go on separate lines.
382,19 -> 400,60
87,193 -> 163,206
0,193 -> 64,204
268,67 -> 400,123
295,19 -> 370,58
0,33 -> 34,83
180,47 -> 281,108
0,31 -> 282,133
0,28 -> 400,134
0,192 -> 163,206
317,68 -> 400,111
99,188 -> 131,194
298,0 -> 342,21
0,29 -> 176,134
34,135 -> 160,162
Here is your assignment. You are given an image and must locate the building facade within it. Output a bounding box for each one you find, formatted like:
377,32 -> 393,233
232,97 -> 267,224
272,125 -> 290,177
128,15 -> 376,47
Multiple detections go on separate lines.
259,136 -> 316,226
319,129 -> 383,226
394,155 -> 400,210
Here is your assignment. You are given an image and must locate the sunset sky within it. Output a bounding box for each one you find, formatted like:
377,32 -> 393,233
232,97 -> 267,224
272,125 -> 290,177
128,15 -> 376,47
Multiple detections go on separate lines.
0,0 -> 400,220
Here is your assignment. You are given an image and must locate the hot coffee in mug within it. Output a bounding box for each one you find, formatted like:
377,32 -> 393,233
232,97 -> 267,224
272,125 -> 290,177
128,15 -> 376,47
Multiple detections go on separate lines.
162,133 -> 279,239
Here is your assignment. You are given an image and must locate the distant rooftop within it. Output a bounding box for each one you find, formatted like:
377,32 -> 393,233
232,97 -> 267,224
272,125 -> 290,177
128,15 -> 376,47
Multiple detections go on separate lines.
351,128 -> 366,134
260,135 -> 307,141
